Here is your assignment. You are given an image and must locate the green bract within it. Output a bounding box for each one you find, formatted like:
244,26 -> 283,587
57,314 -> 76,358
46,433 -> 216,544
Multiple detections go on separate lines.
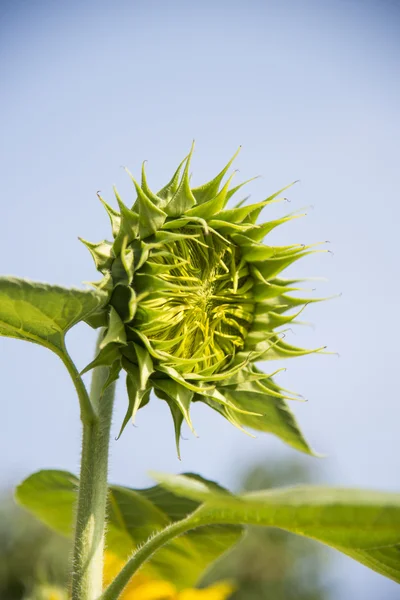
82,144 -> 325,456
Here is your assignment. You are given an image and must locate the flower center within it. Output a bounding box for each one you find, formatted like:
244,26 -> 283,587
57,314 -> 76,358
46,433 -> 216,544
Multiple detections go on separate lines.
134,228 -> 255,374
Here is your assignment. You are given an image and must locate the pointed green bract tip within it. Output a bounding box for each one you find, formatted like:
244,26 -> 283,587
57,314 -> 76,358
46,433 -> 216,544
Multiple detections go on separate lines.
81,144 -> 329,457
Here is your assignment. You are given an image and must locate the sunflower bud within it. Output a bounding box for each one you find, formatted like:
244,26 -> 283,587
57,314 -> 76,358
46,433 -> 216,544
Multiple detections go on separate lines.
82,144 -> 326,456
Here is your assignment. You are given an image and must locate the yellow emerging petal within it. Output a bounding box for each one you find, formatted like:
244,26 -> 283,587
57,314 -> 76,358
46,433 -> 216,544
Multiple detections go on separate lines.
27,586 -> 68,600
103,552 -> 176,599
178,582 -> 234,600
103,552 -> 232,600
123,580 -> 177,600
48,592 -> 67,600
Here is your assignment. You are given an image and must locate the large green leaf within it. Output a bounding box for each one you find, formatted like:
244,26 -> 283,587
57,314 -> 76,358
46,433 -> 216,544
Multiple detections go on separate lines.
153,473 -> 400,584
18,470 -> 400,588
0,277 -> 106,354
16,470 -> 241,589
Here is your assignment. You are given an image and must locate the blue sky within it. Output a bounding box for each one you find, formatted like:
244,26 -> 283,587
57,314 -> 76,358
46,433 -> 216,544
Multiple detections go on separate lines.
1,0 -> 400,597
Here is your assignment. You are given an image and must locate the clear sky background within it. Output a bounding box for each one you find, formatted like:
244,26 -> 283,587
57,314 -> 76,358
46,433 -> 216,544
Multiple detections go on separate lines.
1,0 -> 399,598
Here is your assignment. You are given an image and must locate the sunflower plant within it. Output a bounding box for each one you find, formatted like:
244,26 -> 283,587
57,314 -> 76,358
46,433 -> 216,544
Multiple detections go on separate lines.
1,145 -> 399,600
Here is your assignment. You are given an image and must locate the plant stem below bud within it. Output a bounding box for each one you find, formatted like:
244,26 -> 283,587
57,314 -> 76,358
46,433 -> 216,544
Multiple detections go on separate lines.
71,332 -> 115,600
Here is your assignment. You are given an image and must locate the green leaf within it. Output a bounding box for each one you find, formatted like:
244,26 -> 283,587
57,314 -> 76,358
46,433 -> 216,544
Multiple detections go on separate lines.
152,473 -> 400,585
111,189 -> 139,255
124,368 -> 147,428
100,358 -> 122,395
127,170 -> 167,238
140,161 -> 164,206
97,192 -> 121,238
164,141 -> 196,216
244,181 -> 299,223
157,155 -> 188,203
156,391 -> 185,459
153,378 -> 196,436
185,173 -> 235,219
252,250 -> 313,280
244,213 -> 304,242
191,147 -> 241,205
195,374 -> 314,455
16,470 -> 242,590
216,197 -> 277,225
78,238 -> 114,273
133,342 -> 154,389
100,306 -> 127,349
116,345 -> 154,437
80,343 -> 121,375
149,472 -> 227,504
0,277 -> 106,354
110,284 -> 137,322
19,469 -> 400,587
16,470 -> 78,536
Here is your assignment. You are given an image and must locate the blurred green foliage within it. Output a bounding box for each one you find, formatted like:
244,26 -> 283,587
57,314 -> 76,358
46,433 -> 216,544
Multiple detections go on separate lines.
0,495 -> 69,599
0,458 -> 329,599
203,459 -> 331,600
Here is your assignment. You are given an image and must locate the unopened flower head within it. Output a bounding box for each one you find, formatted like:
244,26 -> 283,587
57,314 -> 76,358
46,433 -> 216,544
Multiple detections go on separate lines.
82,144 -> 326,456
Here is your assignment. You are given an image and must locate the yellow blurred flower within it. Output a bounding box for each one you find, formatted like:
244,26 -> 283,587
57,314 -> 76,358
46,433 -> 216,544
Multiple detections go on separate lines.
25,585 -> 68,600
28,553 -> 233,600
176,583 -> 234,600
103,552 -> 233,600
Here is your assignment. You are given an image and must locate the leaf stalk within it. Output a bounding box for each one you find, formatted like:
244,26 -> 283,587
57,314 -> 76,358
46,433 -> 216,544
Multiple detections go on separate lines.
100,513 -> 200,600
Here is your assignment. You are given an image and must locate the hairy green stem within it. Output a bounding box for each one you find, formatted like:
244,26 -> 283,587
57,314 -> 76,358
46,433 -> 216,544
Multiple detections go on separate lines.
70,334 -> 116,600
100,514 -> 200,600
